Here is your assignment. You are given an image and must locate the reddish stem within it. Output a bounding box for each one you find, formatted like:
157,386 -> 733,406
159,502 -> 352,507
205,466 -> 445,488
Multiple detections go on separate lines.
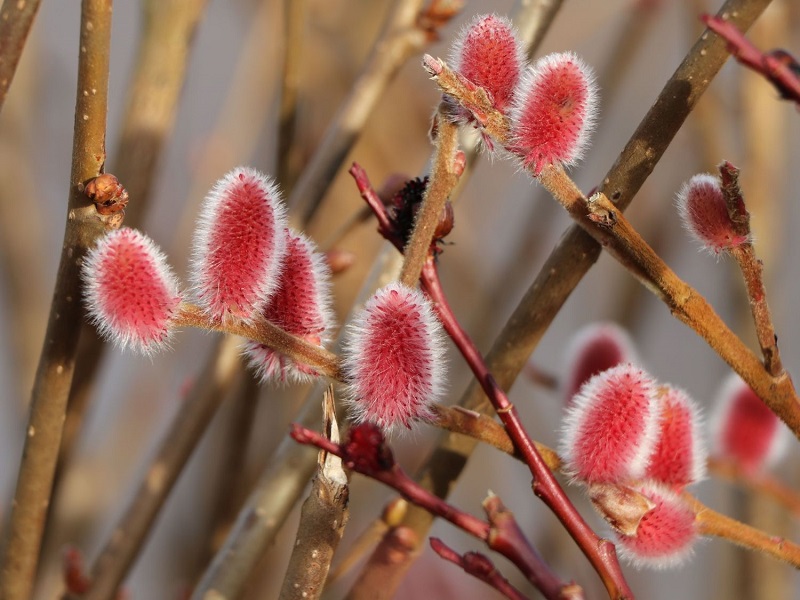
420,260 -> 633,599
290,425 -> 572,600
702,14 -> 800,105
430,538 -> 532,600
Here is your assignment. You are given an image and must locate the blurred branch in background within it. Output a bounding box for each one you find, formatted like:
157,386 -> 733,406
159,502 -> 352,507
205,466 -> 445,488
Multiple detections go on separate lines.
0,0 -> 41,114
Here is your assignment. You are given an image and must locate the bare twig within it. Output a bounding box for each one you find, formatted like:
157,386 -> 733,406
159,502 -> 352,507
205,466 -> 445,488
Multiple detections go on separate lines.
288,0 -> 435,226
279,386 -> 349,600
430,538 -> 532,600
276,0 -> 306,190
514,0 -> 564,62
718,161 -> 783,376
174,303 -> 342,381
708,458 -> 800,517
291,425 -> 577,600
344,526 -> 419,600
702,14 -> 800,105
0,0 -> 41,114
686,494 -> 800,568
77,336 -> 241,600
397,109 -> 461,287
0,2 -> 115,597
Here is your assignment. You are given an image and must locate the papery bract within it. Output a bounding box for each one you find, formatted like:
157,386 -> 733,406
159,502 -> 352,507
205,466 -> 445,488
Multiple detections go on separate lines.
710,373 -> 789,473
244,229 -> 334,383
613,482 -> 697,570
451,13 -> 524,113
82,227 -> 181,354
190,166 -> 287,322
343,283 -> 446,433
645,386 -> 706,488
675,173 -> 749,254
509,51 -> 598,175
562,322 -> 637,407
560,364 -> 660,483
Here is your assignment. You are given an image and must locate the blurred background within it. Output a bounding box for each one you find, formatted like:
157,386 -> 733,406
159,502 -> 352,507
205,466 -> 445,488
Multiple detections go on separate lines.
1,0 -> 800,597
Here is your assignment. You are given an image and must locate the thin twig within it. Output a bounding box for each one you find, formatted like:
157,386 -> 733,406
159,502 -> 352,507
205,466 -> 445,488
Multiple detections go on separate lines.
291,425 -> 577,600
288,0 -> 433,227
75,336 -> 241,600
718,161 -> 783,376
0,2 -> 115,597
422,259 -> 632,599
514,0 -> 564,62
702,14 -> 800,105
686,494 -> 800,567
279,386 -> 349,600
276,0 -> 306,190
430,538 -> 533,600
397,108 -> 461,287
0,0 -> 41,114
174,303 -> 342,381
344,526 -> 420,600
708,458 -> 800,517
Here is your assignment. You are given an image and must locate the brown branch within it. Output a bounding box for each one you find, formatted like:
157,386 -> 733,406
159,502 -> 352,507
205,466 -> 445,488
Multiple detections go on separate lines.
708,457 -> 800,517
0,2 -> 115,598
276,0 -> 306,190
174,303 -> 342,381
515,0 -> 564,62
344,526 -> 420,599
56,0 -> 209,515
288,0 -> 434,227
397,108 -> 461,287
75,336 -> 241,600
0,0 -> 41,114
686,494 -> 800,568
279,386 -> 349,600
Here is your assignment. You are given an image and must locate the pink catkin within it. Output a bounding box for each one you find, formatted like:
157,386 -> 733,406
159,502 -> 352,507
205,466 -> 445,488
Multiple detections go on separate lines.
710,373 -> 789,474
344,283 -> 446,433
82,227 -> 181,354
645,386 -> 706,488
562,322 -> 637,407
560,364 -> 660,484
190,166 -> 288,322
451,14 -> 523,113
615,482 -> 697,569
244,229 -> 334,383
509,51 -> 598,175
675,173 -> 749,254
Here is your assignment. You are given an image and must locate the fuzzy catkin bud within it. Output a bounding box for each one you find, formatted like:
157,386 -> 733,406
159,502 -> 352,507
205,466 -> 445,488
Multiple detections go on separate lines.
710,373 -> 790,473
675,173 -> 749,254
611,482 -> 698,570
244,229 -> 334,383
562,322 -> 637,407
343,283 -> 446,433
509,51 -> 598,176
560,364 -> 660,484
645,386 -> 707,488
81,227 -> 181,354
451,14 -> 524,113
190,167 -> 288,322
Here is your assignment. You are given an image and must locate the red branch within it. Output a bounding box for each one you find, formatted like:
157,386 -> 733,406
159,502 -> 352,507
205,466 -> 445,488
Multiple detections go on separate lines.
290,424 -> 574,600
702,14 -> 800,105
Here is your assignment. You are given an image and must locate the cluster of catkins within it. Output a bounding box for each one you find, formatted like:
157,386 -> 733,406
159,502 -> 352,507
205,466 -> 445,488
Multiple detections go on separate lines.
559,323 -> 789,568
81,166 -> 447,432
446,14 -> 597,174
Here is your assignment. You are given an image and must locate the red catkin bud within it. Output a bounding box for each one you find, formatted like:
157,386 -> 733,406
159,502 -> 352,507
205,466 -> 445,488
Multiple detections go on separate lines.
645,386 -> 707,488
710,373 -> 790,474
562,322 -> 637,407
675,173 -> 749,254
560,364 -> 660,484
611,481 -> 698,569
343,283 -> 447,433
509,51 -> 598,176
81,227 -> 181,354
451,14 -> 524,114
244,229 -> 334,383
190,166 -> 288,323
